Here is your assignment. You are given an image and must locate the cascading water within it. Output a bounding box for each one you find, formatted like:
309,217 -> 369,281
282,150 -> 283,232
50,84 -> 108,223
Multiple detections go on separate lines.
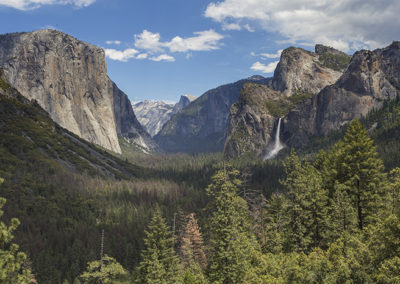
265,117 -> 285,160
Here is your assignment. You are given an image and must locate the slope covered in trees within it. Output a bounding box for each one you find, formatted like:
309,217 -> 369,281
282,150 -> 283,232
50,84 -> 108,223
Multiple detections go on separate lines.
1,65 -> 399,282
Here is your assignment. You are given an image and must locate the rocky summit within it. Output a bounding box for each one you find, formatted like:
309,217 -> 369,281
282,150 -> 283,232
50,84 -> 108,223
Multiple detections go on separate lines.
284,41 -> 400,148
132,95 -> 196,137
224,44 -> 352,158
155,76 -> 270,153
0,29 -> 156,154
225,42 -> 400,159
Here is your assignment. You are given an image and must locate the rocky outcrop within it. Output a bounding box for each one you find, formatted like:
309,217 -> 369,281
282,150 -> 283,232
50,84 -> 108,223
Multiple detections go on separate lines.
224,45 -> 349,158
132,95 -> 196,137
0,29 -> 155,154
284,41 -> 400,148
270,45 -> 348,96
113,83 -> 158,152
224,83 -> 282,158
155,76 -> 270,153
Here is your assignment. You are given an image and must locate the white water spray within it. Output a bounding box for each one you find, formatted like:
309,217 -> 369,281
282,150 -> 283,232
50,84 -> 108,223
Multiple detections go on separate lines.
265,117 -> 285,160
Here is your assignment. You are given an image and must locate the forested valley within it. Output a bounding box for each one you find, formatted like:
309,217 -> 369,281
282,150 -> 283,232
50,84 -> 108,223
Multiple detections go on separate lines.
1,97 -> 399,283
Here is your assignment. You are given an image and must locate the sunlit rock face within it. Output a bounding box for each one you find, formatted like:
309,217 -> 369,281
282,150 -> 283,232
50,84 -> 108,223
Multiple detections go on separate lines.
0,29 -> 157,153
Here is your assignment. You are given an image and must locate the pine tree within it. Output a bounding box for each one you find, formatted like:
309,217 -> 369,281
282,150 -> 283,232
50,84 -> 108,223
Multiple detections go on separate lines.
281,151 -> 329,251
206,167 -> 260,283
388,167 -> 400,216
328,119 -> 387,230
180,213 -> 206,269
328,183 -> 358,241
179,213 -> 207,284
0,185 -> 32,284
135,206 -> 181,284
80,255 -> 128,284
260,192 -> 286,254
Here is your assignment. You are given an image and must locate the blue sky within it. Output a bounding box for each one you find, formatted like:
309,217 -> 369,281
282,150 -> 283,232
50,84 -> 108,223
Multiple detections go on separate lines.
0,0 -> 399,102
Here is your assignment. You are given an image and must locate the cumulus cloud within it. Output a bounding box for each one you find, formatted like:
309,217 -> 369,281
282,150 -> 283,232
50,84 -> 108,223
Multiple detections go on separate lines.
107,29 -> 223,63
134,29 -> 224,53
105,48 -> 138,62
0,0 -> 96,10
222,23 -> 242,31
149,54 -> 175,62
205,0 -> 400,51
165,30 -> 223,52
136,53 -> 148,60
260,49 -> 283,59
134,30 -> 164,53
105,40 -> 121,45
250,61 -> 279,74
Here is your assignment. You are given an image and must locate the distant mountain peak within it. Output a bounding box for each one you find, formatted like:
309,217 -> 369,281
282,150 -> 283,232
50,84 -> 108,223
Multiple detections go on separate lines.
132,94 -> 197,137
247,75 -> 266,81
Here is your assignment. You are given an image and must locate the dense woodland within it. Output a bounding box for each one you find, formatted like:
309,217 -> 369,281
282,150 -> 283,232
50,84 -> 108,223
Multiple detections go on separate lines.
1,85 -> 400,283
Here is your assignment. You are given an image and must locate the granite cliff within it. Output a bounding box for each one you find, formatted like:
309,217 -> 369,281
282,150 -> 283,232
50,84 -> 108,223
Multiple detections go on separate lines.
284,41 -> 400,148
0,29 -> 156,154
155,75 -> 270,153
224,45 -> 349,158
132,94 -> 196,137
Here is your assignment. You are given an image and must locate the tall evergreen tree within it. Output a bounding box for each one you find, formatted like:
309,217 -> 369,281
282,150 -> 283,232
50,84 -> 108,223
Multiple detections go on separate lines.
179,213 -> 208,284
281,151 -> 329,251
80,255 -> 128,284
0,195 -> 32,283
328,119 -> 387,230
260,192 -> 286,254
206,167 -> 260,283
135,206 -> 181,284
388,167 -> 400,216
180,213 -> 206,269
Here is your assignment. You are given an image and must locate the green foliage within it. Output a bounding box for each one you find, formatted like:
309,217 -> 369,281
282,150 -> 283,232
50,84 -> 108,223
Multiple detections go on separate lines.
265,90 -> 314,117
80,255 -> 128,284
327,120 -> 387,230
135,207 -> 181,284
318,52 -> 351,71
0,196 -> 32,283
281,151 -> 329,251
206,167 -> 260,283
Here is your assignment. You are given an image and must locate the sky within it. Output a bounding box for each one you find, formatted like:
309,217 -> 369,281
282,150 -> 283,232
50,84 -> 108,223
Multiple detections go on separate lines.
0,0 -> 399,103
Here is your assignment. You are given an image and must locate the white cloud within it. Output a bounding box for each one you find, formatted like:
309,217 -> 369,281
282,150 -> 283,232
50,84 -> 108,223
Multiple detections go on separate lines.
244,24 -> 255,32
134,29 -> 224,54
149,54 -> 175,62
134,30 -> 164,53
260,49 -> 283,59
106,40 -> 121,45
205,0 -> 400,51
108,29 -> 223,63
251,61 -> 279,74
165,30 -> 223,52
104,48 -> 138,62
0,0 -> 96,10
222,23 -> 242,31
136,53 -> 148,59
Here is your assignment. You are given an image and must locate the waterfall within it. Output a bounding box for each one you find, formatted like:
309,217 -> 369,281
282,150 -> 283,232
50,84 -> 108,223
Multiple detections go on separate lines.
265,117 -> 284,160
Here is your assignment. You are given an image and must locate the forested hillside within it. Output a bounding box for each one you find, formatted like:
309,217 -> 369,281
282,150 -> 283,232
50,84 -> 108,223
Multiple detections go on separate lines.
2,70 -> 399,282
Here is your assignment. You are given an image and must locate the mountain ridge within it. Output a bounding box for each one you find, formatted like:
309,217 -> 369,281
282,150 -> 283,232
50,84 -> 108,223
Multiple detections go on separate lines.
132,94 -> 196,137
155,75 -> 271,153
0,29 -> 157,154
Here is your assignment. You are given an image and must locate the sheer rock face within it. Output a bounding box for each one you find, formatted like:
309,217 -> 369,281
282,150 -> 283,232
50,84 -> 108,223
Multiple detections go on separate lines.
270,46 -> 346,97
155,76 -> 270,154
0,29 -> 156,153
224,83 -> 281,158
132,95 -> 196,137
112,83 -> 158,152
224,45 -> 348,158
284,42 -> 400,147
